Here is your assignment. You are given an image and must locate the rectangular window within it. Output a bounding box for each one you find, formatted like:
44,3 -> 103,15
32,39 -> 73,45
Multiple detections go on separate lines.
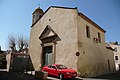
98,32 -> 101,43
115,56 -> 118,60
114,47 -> 117,52
86,25 -> 90,38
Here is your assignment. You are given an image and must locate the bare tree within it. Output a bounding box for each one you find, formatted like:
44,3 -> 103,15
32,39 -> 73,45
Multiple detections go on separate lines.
18,35 -> 29,52
18,35 -> 24,52
24,37 -> 29,49
8,34 -> 16,52
8,34 -> 29,52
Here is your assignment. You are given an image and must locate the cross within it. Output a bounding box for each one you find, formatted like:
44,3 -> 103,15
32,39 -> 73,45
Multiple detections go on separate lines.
38,4 -> 40,7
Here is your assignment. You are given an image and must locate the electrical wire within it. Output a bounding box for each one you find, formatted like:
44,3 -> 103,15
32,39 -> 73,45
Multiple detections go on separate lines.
106,22 -> 120,30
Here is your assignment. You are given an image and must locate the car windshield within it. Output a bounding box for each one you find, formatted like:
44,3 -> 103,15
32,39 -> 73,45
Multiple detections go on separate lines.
56,65 -> 67,69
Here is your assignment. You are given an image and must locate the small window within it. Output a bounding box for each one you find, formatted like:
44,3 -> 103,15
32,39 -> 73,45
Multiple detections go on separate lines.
86,25 -> 90,38
115,56 -> 118,60
119,64 -> 120,69
114,47 -> 117,52
32,14 -> 35,23
39,15 -> 42,18
98,32 -> 101,43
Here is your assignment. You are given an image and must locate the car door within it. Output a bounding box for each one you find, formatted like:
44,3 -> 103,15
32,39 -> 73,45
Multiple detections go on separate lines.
46,65 -> 56,76
46,65 -> 58,76
46,65 -> 52,75
51,66 -> 58,76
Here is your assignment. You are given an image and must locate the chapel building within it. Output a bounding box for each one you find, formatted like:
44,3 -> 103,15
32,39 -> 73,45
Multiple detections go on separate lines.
29,6 -> 115,77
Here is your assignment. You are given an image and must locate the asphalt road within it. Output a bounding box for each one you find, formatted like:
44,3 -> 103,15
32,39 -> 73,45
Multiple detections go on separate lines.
91,71 -> 120,80
0,71 -> 82,80
0,71 -> 37,80
0,71 -> 80,80
0,70 -> 120,80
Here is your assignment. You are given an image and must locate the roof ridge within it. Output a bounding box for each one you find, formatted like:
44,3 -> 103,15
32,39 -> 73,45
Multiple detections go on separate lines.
50,6 -> 77,9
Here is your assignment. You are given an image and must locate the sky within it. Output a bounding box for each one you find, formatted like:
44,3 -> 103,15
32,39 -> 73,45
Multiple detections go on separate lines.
0,0 -> 120,50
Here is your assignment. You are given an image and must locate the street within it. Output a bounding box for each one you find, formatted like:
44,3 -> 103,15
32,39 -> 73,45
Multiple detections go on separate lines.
0,70 -> 120,80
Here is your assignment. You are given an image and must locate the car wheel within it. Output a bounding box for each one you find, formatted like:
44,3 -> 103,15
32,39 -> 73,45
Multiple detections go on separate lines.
59,74 -> 64,80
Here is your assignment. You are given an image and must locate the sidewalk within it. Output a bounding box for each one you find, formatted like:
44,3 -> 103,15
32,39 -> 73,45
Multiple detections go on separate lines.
0,69 -> 7,71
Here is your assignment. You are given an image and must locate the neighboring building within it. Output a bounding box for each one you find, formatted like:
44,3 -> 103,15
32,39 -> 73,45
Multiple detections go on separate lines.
0,46 -> 32,71
107,42 -> 120,71
0,52 -> 6,69
0,46 -> 7,69
29,6 -> 115,77
10,52 -> 30,72
6,48 -> 34,72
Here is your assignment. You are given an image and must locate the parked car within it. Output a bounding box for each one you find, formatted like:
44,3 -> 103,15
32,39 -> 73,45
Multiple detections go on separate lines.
42,64 -> 77,79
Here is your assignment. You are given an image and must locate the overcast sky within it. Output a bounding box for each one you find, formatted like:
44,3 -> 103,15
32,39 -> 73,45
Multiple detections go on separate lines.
0,0 -> 120,50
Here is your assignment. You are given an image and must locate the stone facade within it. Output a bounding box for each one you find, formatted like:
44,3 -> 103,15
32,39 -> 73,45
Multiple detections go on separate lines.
29,6 -> 115,77
107,42 -> 120,71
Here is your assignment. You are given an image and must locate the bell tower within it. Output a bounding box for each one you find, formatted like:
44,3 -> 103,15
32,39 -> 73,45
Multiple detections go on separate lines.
32,7 -> 44,24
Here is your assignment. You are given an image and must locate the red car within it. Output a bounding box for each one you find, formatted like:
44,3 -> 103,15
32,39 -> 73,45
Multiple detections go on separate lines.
42,64 -> 77,79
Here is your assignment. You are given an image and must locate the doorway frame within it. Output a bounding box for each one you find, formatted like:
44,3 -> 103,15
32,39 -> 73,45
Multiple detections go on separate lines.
41,42 -> 56,68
